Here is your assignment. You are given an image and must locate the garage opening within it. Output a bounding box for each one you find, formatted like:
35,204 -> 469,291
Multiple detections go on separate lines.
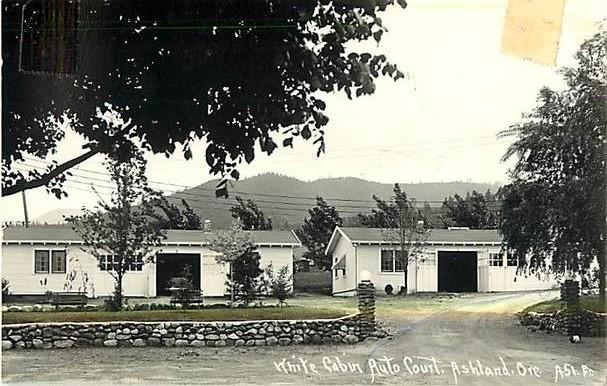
156,253 -> 200,296
438,251 -> 477,292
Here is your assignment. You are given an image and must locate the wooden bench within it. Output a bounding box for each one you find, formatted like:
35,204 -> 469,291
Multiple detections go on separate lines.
169,289 -> 204,308
50,292 -> 88,308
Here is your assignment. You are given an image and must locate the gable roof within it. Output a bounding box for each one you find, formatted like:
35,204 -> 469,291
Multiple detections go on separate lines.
326,226 -> 502,255
1,226 -> 301,248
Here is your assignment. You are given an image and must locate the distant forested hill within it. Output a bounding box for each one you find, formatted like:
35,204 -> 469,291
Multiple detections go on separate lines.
163,173 -> 502,230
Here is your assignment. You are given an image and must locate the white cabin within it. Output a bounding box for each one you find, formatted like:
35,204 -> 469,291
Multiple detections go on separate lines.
325,226 -> 558,296
2,226 -> 300,298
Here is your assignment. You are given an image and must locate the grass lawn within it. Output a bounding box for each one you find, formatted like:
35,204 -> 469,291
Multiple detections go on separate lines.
522,295 -> 606,314
2,306 -> 348,325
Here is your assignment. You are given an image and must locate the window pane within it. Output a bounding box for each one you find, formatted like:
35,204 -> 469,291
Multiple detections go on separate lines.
51,250 -> 66,273
99,255 -> 108,271
394,251 -> 404,272
381,250 -> 394,272
34,250 -> 50,273
489,253 -> 503,267
507,252 -> 518,267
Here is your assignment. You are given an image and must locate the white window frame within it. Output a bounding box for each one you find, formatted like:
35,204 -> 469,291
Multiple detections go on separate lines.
99,254 -> 144,273
33,248 -> 67,274
489,252 -> 503,267
379,248 -> 405,274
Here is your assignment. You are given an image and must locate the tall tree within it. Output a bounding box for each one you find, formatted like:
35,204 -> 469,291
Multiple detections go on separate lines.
230,196 -> 272,230
2,0 -> 408,197
441,190 -> 498,229
208,223 -> 257,306
499,28 -> 606,303
297,196 -> 343,270
359,184 -> 429,294
152,197 -> 202,230
67,152 -> 165,309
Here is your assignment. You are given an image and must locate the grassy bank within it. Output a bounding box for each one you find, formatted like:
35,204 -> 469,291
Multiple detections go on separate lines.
522,295 -> 606,314
3,306 -> 348,325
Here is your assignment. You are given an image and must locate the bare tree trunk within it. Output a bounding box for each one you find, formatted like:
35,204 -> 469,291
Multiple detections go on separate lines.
599,242 -> 606,304
114,271 -> 124,310
230,263 -> 235,308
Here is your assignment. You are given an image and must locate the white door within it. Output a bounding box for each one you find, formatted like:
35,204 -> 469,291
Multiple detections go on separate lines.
202,255 -> 227,297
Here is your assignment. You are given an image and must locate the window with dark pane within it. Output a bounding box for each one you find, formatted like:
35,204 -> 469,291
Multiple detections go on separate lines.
381,249 -> 394,272
51,250 -> 66,273
34,250 -> 50,273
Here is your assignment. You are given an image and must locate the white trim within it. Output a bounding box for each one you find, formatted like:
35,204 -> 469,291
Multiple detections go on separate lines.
289,229 -> 303,247
331,253 -> 346,270
32,247 -> 68,275
325,226 -> 352,256
351,240 -> 501,246
4,240 -> 300,248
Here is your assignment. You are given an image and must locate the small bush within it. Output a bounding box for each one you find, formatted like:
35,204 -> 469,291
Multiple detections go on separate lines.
266,265 -> 292,307
2,278 -> 10,301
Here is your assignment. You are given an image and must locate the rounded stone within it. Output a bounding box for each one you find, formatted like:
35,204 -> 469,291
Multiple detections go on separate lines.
103,339 -> 118,347
132,339 -> 146,347
2,340 -> 13,350
175,339 -> 189,347
345,335 -> 359,344
190,340 -> 205,347
54,340 -> 75,348
235,339 -> 245,347
278,338 -> 291,346
265,337 -> 278,346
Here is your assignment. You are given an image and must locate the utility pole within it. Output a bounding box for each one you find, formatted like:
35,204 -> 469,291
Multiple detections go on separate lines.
21,190 -> 30,228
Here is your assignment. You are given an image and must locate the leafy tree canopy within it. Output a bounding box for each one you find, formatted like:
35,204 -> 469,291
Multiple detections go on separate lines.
440,190 -> 498,229
358,183 -> 428,228
2,0 -> 408,197
151,197 -> 202,230
297,196 -> 343,270
67,150 -> 166,309
499,27 -> 606,301
230,196 -> 273,230
359,183 -> 429,295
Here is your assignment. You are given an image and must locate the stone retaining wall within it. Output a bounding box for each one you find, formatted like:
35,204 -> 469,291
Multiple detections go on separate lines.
519,310 -> 606,337
1,313 -> 388,350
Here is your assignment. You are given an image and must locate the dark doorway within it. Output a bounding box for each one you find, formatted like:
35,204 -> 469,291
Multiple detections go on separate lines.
156,253 -> 200,296
438,251 -> 477,292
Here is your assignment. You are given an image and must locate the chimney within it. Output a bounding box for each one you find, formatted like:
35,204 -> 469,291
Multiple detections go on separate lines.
203,219 -> 212,232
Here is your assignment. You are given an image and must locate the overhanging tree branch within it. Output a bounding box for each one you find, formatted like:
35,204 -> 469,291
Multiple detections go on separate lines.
2,147 -> 99,197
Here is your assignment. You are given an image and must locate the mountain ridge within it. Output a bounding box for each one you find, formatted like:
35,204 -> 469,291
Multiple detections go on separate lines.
165,173 -> 502,229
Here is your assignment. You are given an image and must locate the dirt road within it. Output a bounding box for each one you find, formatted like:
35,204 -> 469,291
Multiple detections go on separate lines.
2,291 -> 605,385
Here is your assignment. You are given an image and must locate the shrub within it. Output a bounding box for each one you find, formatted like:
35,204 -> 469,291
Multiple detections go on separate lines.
2,278 -> 10,299
168,265 -> 195,309
266,265 -> 292,307
226,248 -> 263,305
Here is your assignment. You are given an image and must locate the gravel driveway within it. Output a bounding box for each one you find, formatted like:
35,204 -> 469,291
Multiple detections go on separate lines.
2,291 -> 605,385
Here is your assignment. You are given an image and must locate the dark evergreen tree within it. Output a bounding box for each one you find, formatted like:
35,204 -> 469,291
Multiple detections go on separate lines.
297,196 -> 343,270
440,190 -> 498,229
230,196 -> 272,230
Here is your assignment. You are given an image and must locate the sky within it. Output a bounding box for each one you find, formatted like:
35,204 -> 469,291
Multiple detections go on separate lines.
2,0 -> 606,222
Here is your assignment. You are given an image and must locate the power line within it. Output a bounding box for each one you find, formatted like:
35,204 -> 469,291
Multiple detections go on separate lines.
19,157 -> 504,204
